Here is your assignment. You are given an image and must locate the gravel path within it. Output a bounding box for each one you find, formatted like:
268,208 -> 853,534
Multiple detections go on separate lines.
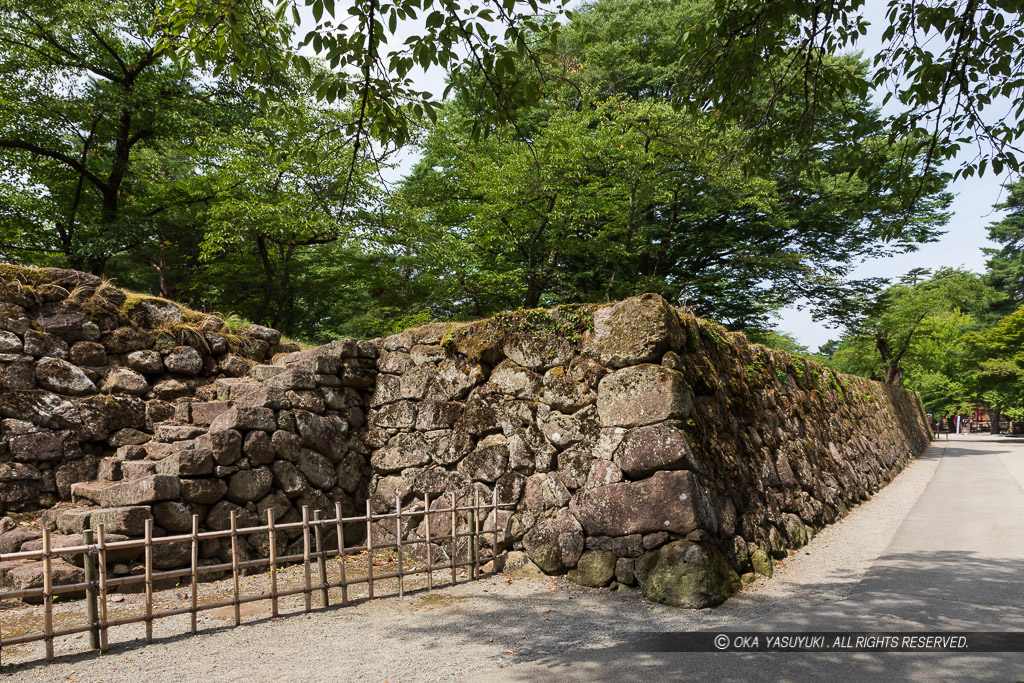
8,439 -> 1007,682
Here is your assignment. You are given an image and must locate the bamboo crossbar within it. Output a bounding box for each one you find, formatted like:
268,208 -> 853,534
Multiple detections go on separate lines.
0,503 -> 493,563
0,496 -> 513,665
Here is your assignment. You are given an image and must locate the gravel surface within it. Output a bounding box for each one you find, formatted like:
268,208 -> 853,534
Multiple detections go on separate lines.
2,444 -> 946,682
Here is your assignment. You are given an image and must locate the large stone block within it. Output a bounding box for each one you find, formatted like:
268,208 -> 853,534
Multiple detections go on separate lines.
570,470 -> 715,537
596,364 -> 690,427
164,346 -> 203,375
154,448 -> 214,477
180,478 -> 228,505
613,423 -> 698,478
198,428 -> 243,466
461,434 -> 509,483
371,433 -> 432,473
9,431 -> 68,462
101,367 -> 149,396
294,411 -> 345,461
97,475 -> 181,507
208,406 -> 276,432
89,506 -> 153,536
583,294 -> 684,368
297,449 -> 336,491
226,467 -> 273,504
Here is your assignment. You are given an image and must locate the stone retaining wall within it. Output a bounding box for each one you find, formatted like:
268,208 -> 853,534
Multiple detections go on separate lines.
0,267 -> 931,607
363,294 -> 932,606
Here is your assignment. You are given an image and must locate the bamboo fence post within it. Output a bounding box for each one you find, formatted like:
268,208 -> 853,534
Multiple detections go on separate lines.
468,492 -> 477,580
492,487 -> 499,574
83,528 -> 99,650
424,493 -> 432,592
190,514 -> 199,634
230,510 -> 241,626
144,518 -> 153,644
97,524 -> 109,652
395,496 -> 404,598
302,506 -> 312,613
473,489 -> 481,579
267,508 -> 279,617
314,509 -> 328,607
365,499 -> 374,600
335,501 -> 348,606
42,528 -> 53,661
450,492 -> 457,585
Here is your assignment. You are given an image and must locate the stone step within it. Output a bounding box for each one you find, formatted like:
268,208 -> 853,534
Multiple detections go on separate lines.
54,505 -> 152,537
95,475 -> 181,508
70,480 -> 118,506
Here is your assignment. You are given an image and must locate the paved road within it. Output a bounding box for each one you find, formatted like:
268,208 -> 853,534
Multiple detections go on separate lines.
9,437 -> 1024,682
498,436 -> 1024,681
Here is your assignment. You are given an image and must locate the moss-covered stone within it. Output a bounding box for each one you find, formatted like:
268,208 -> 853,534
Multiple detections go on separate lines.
635,540 -> 739,608
567,549 -> 617,587
750,548 -> 774,577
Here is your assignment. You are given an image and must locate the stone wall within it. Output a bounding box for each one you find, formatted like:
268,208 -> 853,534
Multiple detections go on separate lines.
0,267 -> 931,608
0,267 -> 303,515
364,294 -> 932,607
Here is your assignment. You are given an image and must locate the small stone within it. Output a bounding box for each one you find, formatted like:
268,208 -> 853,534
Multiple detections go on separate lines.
35,357 -> 96,395
127,349 -> 164,374
69,341 -> 106,366
164,346 -> 203,375
567,549 -> 617,588
101,367 -> 149,396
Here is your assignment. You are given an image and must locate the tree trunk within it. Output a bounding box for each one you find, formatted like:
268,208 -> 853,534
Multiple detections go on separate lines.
991,407 -> 1001,435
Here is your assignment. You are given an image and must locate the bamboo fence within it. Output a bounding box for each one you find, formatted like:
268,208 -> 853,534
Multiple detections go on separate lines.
0,489 -> 510,665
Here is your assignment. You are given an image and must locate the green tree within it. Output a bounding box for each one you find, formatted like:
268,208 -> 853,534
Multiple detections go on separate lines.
0,0 -> 233,275
984,179 -> 1024,313
964,304 -> 1024,424
682,0 -> 1024,184
829,268 -> 997,386
392,0 -> 951,328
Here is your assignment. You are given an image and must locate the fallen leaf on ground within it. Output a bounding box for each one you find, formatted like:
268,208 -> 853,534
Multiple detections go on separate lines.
504,650 -> 515,655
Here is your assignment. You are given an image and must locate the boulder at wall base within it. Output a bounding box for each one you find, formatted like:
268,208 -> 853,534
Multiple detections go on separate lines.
567,549 -> 617,588
634,540 -> 740,609
522,508 -> 584,574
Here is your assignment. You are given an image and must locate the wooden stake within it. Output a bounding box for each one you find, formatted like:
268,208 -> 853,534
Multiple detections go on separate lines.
450,492 -> 457,585
424,493 -> 433,592
472,489 -> 481,579
365,499 -> 374,600
230,510 -> 240,626
97,524 -> 109,652
190,514 -> 199,634
395,496 -> 404,598
314,509 -> 328,607
42,528 -> 53,661
144,518 -> 153,644
492,486 -> 500,574
302,506 -> 311,613
83,528 -> 99,650
267,508 -> 279,618
335,501 -> 348,606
